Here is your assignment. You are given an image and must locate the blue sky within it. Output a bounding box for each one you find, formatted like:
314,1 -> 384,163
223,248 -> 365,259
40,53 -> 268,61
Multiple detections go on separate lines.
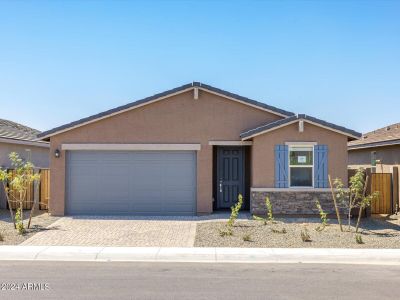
0,0 -> 399,134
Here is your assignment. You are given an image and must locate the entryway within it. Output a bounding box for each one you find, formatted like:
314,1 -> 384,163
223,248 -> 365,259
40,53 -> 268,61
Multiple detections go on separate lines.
213,146 -> 250,210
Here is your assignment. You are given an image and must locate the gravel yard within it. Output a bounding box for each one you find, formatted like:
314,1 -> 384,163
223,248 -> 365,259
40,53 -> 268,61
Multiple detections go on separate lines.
195,215 -> 400,248
0,209 -> 59,245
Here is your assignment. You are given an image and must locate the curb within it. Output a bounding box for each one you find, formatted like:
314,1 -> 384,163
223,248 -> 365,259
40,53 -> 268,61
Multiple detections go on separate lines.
1,246 -> 400,265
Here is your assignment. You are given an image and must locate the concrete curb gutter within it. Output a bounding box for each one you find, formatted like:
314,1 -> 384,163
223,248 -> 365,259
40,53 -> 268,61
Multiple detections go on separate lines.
1,246 -> 400,265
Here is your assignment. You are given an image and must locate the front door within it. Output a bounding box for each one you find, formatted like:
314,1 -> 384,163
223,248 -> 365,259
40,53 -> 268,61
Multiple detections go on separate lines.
217,147 -> 245,209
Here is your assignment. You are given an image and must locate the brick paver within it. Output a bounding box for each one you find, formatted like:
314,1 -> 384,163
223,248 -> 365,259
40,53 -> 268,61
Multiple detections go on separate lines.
21,216 -> 197,247
20,213 -> 250,247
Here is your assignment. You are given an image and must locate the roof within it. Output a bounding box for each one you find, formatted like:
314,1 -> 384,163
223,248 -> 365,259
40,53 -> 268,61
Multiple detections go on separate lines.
38,82 -> 295,140
0,118 -> 49,147
240,114 -> 362,140
348,122 -> 400,150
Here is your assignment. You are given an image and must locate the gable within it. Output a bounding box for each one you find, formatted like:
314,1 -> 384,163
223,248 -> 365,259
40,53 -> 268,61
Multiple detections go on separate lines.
39,82 -> 294,140
49,89 -> 283,143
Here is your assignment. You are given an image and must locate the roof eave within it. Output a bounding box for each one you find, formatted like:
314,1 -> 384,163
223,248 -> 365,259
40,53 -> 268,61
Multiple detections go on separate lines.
241,115 -> 362,141
38,82 -> 295,140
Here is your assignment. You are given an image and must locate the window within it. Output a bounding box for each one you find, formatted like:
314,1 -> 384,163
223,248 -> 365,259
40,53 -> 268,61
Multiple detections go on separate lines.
289,146 -> 313,187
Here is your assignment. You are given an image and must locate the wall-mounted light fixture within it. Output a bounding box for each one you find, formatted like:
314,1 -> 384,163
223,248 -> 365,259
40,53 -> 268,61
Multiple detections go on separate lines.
54,149 -> 60,158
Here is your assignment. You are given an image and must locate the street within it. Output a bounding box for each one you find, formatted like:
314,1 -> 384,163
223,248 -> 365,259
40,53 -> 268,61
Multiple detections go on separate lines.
0,261 -> 399,299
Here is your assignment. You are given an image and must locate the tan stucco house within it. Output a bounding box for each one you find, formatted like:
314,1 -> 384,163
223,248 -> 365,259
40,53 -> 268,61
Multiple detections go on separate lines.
0,119 -> 49,209
38,82 -> 361,216
348,123 -> 400,206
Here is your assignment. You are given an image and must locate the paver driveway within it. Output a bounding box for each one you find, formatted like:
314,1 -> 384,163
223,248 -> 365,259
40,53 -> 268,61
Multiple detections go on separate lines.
21,216 -> 198,247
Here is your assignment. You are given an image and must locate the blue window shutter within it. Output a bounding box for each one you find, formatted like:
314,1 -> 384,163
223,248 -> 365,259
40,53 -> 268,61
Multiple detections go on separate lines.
275,145 -> 289,188
314,145 -> 328,188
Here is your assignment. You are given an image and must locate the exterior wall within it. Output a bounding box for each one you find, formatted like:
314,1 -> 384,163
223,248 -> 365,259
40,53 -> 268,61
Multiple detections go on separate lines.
348,144 -> 400,172
48,90 -> 282,216
251,190 -> 346,215
348,145 -> 400,208
0,142 -> 49,169
251,122 -> 349,188
0,142 -> 49,208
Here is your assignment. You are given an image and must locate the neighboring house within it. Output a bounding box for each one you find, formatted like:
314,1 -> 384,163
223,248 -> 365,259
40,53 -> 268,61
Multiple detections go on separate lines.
38,82 -> 361,216
348,123 -> 400,172
0,118 -> 50,208
348,123 -> 400,206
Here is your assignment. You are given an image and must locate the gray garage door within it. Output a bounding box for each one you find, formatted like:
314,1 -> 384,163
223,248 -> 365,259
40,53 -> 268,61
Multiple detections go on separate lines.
66,151 -> 196,215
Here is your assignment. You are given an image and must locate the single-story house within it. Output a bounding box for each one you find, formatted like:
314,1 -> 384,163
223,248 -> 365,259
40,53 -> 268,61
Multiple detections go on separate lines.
348,122 -> 400,206
0,118 -> 50,209
38,82 -> 361,216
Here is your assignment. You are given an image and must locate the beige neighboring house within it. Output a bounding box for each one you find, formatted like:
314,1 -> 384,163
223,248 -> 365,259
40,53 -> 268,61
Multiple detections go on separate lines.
38,82 -> 361,216
348,123 -> 400,172
0,118 -> 49,209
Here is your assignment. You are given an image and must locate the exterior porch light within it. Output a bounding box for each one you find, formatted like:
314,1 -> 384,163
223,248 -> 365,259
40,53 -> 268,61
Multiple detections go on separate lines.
54,149 -> 61,158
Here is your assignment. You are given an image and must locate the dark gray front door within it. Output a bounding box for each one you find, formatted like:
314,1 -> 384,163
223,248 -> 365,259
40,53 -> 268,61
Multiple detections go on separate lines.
217,147 -> 245,209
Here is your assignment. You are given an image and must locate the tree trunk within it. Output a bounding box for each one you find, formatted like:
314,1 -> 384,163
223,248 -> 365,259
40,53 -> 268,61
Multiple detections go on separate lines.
355,176 -> 369,233
27,179 -> 39,229
329,175 -> 343,232
3,182 -> 16,229
348,195 -> 352,231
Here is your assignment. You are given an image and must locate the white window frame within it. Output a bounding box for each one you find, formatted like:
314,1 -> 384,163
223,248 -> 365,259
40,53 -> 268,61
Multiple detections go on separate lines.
287,143 -> 315,188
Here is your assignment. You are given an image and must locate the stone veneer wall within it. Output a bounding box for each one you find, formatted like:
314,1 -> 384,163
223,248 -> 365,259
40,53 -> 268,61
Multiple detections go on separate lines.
251,190 -> 346,215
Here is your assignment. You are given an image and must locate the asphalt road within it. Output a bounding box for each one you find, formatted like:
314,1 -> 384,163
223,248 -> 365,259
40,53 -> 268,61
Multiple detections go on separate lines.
0,261 -> 399,299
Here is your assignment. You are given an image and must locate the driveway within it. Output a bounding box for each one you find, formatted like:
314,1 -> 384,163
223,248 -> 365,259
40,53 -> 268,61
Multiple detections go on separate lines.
20,213 -> 250,247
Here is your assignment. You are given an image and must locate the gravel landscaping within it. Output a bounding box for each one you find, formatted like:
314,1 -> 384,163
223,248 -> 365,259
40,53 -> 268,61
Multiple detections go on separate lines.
195,215 -> 400,248
0,209 -> 59,245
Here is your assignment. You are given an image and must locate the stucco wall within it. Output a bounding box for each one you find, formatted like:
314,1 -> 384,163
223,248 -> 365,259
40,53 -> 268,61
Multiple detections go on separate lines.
348,144 -> 400,171
251,122 -> 349,187
0,142 -> 49,168
48,89 -> 282,215
0,142 -> 49,208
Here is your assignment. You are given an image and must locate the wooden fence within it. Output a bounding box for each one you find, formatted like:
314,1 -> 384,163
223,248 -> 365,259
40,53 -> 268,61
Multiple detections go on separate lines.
371,173 -> 392,214
6,169 -> 50,210
348,168 -> 397,215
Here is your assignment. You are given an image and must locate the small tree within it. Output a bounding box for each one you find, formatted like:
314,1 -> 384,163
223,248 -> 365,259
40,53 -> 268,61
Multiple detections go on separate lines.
0,152 -> 40,233
315,199 -> 327,231
220,194 -> 243,236
330,168 -> 376,232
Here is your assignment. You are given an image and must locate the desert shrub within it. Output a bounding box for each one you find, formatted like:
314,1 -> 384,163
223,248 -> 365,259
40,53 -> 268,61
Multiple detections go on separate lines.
219,227 -> 232,237
227,194 -> 243,228
253,196 -> 274,225
301,227 -> 311,242
271,227 -> 287,234
242,234 -> 252,242
219,194 -> 243,237
355,234 -> 364,244
253,215 -> 267,225
315,200 -> 327,231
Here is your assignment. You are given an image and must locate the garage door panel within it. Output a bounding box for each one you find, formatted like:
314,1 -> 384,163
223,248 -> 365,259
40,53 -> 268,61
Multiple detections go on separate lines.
66,151 -> 196,215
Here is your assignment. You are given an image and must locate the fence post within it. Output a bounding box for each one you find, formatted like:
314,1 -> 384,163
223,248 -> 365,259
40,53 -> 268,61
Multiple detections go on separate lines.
393,167 -> 399,213
365,168 -> 372,217
34,169 -> 40,210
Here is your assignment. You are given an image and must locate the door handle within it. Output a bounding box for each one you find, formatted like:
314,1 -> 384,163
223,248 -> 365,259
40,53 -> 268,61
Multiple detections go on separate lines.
219,180 -> 223,193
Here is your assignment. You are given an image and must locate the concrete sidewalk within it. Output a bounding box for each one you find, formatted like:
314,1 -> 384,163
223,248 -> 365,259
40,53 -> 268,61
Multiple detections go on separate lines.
1,246 -> 400,265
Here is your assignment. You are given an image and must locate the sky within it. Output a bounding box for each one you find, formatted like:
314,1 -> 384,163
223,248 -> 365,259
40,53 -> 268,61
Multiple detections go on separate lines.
0,0 -> 399,134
